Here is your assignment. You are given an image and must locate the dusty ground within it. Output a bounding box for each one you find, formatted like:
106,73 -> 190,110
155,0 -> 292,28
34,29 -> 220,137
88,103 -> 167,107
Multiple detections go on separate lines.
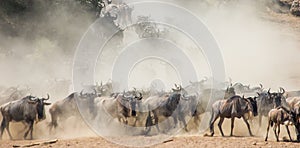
0,135 -> 300,148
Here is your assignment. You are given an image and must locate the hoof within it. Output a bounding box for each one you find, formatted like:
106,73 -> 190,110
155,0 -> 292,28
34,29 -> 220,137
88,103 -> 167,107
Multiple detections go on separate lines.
203,133 -> 213,137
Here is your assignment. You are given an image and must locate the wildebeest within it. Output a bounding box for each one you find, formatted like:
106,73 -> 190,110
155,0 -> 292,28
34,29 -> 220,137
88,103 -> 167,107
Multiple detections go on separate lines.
180,85 -> 236,132
48,90 -> 98,132
232,83 -> 250,94
94,90 -> 142,126
207,95 -> 258,137
257,88 -> 287,127
0,94 -> 51,140
117,2 -> 133,28
286,90 -> 300,98
144,85 -> 183,134
0,86 -> 31,106
173,93 -> 200,131
265,106 -> 296,142
286,97 -> 300,141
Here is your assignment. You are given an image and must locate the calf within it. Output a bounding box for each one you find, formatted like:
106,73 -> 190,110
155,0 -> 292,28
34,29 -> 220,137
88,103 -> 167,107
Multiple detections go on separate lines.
265,106 -> 296,142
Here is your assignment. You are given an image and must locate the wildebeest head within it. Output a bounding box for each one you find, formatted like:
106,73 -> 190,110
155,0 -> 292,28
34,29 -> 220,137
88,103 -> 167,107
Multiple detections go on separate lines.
244,96 -> 258,117
268,88 -> 286,108
80,89 -> 98,99
119,93 -> 138,117
257,91 -> 271,104
28,94 -> 51,121
225,86 -> 236,99
96,82 -> 113,96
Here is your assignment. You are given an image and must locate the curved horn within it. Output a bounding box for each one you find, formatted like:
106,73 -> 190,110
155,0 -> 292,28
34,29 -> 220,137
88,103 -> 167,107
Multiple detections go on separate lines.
44,93 -> 50,100
174,84 -> 178,88
259,83 -> 263,89
268,88 -> 271,94
280,87 -> 285,94
80,89 -> 84,96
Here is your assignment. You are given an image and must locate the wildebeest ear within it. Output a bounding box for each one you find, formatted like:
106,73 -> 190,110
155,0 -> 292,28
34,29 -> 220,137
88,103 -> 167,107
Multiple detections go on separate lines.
44,102 -> 51,105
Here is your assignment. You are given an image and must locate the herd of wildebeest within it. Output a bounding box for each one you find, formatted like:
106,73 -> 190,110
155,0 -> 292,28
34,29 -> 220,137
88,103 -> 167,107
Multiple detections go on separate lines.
0,78 -> 300,143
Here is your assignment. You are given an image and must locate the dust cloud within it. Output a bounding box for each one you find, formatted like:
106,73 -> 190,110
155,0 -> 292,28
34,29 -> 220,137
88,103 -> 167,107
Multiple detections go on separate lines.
0,0 -> 300,141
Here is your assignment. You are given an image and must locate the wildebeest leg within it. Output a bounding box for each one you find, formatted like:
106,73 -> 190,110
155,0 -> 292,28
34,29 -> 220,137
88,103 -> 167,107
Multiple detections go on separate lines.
230,117 -> 235,136
277,124 -> 280,142
153,112 -> 160,133
48,111 -> 58,134
145,112 -> 153,135
295,123 -> 300,141
218,117 -> 225,137
144,126 -> 151,135
5,121 -> 13,140
273,124 -> 279,142
265,120 -> 271,141
242,116 -> 253,136
24,120 -> 33,140
209,111 -> 219,136
29,122 -> 34,140
133,116 -> 139,126
172,114 -> 178,129
194,114 -> 200,127
0,118 -> 6,139
258,114 -> 262,128
285,125 -> 292,141
178,114 -> 188,132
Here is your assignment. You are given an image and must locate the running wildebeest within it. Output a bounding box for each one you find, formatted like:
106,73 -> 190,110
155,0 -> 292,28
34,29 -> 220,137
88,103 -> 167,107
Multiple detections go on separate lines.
208,95 -> 258,137
144,84 -> 183,134
265,106 -> 296,142
48,90 -> 98,132
191,86 -> 236,128
173,93 -> 199,131
0,94 -> 51,140
94,90 -> 142,126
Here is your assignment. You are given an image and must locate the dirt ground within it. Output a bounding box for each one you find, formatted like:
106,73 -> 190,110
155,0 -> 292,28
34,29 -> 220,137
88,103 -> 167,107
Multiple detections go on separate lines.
0,135 -> 300,148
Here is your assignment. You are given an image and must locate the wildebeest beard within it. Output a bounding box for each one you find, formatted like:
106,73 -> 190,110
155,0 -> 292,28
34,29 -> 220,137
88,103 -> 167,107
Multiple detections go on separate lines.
36,100 -> 45,120
130,99 -> 137,116
164,93 -> 181,116
250,99 -> 258,116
